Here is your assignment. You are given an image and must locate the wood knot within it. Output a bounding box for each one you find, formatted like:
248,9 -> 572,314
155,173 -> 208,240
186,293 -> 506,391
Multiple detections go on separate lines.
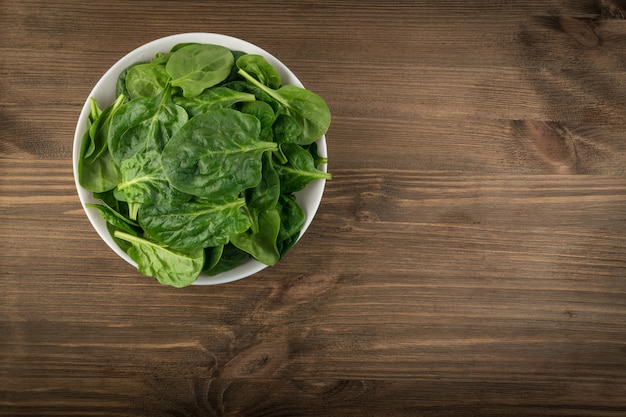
559,16 -> 600,49
599,0 -> 625,19
219,340 -> 289,379
355,210 -> 379,223
515,120 -> 579,174
278,273 -> 341,303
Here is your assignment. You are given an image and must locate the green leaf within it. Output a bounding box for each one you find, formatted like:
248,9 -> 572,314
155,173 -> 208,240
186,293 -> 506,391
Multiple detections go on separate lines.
173,86 -> 255,117
86,203 -> 139,236
276,193 -> 305,243
116,63 -> 142,100
221,80 -> 280,111
203,245 -> 224,272
204,243 -> 250,276
166,43 -> 234,98
307,142 -> 328,167
236,54 -> 282,89
230,208 -> 281,266
113,231 -> 204,288
161,108 -> 277,200
138,197 -> 251,252
238,69 -> 331,145
239,100 -> 276,142
245,152 -> 280,234
78,96 -> 126,193
125,62 -> 171,99
272,113 -> 302,144
85,95 -> 126,164
275,143 -> 332,193
108,88 -> 188,164
115,150 -> 191,219
78,143 -> 120,193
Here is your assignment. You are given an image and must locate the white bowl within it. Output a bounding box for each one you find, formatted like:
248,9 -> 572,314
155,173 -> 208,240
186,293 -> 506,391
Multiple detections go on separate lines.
72,33 -> 328,285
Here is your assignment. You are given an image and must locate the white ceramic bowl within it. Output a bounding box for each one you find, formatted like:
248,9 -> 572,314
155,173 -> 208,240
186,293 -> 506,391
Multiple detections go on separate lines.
72,33 -> 328,285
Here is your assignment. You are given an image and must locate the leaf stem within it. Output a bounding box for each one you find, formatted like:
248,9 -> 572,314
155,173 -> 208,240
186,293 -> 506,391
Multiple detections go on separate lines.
237,68 -> 288,107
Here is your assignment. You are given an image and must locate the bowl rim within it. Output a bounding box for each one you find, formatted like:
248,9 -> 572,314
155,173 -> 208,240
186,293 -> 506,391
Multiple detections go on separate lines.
72,32 -> 328,285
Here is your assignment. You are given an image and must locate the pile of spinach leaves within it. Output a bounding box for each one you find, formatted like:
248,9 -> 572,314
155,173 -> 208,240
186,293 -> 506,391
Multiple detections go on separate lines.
78,43 -> 331,287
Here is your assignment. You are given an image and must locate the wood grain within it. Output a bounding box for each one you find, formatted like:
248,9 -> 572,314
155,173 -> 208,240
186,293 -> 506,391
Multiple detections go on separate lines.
2,0 -> 626,416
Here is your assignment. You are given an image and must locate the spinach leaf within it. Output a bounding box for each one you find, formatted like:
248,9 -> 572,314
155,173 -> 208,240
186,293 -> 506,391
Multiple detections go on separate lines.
204,243 -> 250,276
307,141 -> 328,167
125,62 -> 171,99
166,43 -> 234,98
276,193 -> 306,243
236,54 -> 282,89
84,95 -> 125,164
115,150 -> 191,219
116,63 -> 143,100
203,245 -> 224,272
230,208 -> 281,266
221,80 -> 280,112
78,96 -> 124,193
82,98 -> 102,160
161,108 -> 277,199
173,86 -> 255,117
238,68 -> 331,145
221,50 -> 248,84
79,131 -> 107,191
239,100 -> 276,142
274,143 -> 332,193
245,152 -> 280,233
86,203 -> 139,236
108,88 -> 188,164
138,197 -> 251,252
272,113 -> 302,144
148,42 -> 199,66
93,189 -> 131,218
113,231 -> 204,288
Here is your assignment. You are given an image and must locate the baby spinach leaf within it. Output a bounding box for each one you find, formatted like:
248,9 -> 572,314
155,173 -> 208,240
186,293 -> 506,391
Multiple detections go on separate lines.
108,88 -> 188,164
239,100 -> 276,142
221,80 -> 280,112
148,43 -> 199,66
161,108 -> 277,200
221,50 -> 248,84
275,143 -> 332,194
245,152 -> 280,233
138,197 -> 251,252
86,203 -> 139,236
125,63 -> 171,99
82,98 -> 102,160
238,68 -> 331,145
236,54 -> 282,89
276,193 -> 306,243
203,245 -> 224,272
204,243 -> 250,276
307,142 -> 328,167
78,135 -> 121,193
78,97 -> 122,193
113,231 -> 204,288
85,94 -> 125,164
230,208 -> 281,266
115,150 -> 191,219
272,113 -> 302,144
166,43 -> 234,98
116,63 -> 143,100
173,86 -> 255,117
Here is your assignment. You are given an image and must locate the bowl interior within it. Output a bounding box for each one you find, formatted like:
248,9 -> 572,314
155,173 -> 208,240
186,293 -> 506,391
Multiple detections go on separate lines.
72,33 -> 327,285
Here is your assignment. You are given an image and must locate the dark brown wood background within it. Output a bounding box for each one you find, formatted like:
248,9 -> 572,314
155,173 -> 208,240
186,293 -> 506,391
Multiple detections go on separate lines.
2,0 -> 626,416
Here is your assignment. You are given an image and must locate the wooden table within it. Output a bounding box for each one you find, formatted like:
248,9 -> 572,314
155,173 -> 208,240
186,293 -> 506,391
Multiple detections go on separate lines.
2,1 -> 626,415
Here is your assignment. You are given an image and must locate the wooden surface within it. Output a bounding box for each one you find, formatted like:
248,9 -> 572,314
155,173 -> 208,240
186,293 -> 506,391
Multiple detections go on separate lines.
2,0 -> 626,416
